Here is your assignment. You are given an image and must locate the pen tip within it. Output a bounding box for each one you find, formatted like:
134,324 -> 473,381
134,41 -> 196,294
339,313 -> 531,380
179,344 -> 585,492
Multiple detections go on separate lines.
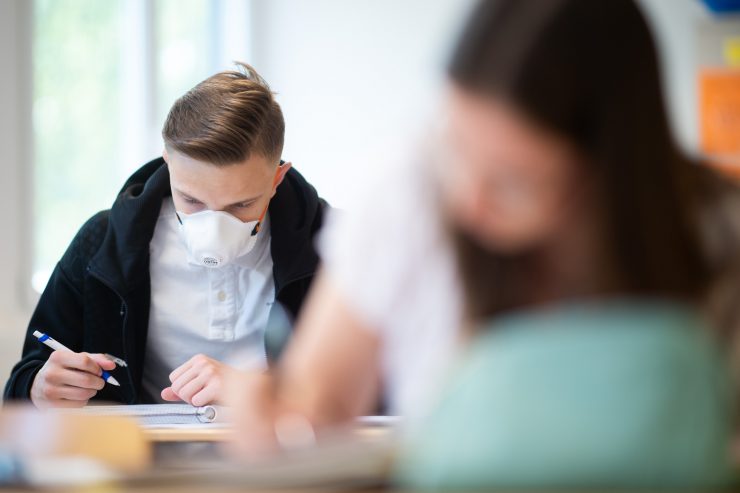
107,376 -> 121,386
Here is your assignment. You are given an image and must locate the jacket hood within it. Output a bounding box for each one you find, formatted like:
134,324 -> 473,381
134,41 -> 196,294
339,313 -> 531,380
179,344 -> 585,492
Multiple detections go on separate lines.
89,157 -> 324,296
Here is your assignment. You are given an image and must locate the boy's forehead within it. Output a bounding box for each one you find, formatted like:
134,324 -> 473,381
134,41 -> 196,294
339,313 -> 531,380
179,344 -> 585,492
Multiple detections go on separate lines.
167,150 -> 274,200
166,147 -> 274,170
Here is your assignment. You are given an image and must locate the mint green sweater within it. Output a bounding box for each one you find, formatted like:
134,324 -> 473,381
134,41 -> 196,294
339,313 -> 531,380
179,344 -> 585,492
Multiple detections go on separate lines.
397,301 -> 735,489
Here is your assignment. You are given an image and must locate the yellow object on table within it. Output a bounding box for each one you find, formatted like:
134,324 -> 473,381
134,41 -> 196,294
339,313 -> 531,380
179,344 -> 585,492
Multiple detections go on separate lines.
0,404 -> 152,473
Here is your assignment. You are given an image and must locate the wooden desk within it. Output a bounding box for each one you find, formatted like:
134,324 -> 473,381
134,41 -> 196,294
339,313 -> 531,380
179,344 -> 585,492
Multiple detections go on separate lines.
2,484 -> 384,493
143,423 -> 392,443
0,408 -> 394,492
143,425 -> 233,442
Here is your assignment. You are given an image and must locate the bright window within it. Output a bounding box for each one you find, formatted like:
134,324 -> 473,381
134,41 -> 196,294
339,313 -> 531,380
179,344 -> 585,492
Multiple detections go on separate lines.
31,0 -> 250,293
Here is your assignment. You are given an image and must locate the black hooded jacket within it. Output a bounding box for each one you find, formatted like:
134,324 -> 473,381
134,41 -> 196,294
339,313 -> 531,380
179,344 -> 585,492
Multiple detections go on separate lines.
4,157 -> 328,403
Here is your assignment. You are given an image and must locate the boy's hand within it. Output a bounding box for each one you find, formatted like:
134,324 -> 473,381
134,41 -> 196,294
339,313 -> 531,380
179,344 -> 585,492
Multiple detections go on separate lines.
162,354 -> 236,406
30,351 -> 116,409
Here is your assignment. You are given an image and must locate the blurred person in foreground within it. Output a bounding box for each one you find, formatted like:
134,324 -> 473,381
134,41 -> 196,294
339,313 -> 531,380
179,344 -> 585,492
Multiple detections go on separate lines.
229,0 -> 740,488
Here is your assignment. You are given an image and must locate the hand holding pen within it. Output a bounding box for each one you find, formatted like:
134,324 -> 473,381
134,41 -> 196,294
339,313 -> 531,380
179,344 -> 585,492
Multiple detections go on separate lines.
29,330 -> 120,409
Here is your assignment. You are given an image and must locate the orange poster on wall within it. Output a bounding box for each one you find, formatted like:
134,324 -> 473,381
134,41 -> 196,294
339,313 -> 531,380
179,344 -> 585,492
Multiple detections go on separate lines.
700,68 -> 740,161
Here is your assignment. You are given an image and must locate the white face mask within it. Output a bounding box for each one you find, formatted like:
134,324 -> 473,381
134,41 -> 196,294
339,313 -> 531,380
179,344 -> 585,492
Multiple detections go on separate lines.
176,210 -> 262,268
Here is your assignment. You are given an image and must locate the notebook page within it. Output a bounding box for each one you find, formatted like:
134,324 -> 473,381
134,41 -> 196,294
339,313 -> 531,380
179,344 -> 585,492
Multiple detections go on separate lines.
75,404 -> 220,426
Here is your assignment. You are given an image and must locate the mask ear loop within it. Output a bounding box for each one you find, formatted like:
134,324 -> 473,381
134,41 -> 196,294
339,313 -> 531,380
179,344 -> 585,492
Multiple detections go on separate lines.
251,161 -> 285,236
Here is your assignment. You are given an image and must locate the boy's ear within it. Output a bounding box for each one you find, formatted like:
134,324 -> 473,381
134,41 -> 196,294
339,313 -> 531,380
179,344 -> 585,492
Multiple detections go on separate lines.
276,161 -> 292,187
271,161 -> 292,197
162,148 -> 169,165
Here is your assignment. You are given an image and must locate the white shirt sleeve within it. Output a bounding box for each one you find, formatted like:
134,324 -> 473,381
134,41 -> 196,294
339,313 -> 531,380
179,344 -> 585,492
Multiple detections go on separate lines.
317,157 -> 464,418
318,159 -> 443,331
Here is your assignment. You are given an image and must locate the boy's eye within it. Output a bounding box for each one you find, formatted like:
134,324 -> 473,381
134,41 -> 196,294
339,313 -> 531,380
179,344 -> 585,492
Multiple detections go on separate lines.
229,201 -> 256,210
184,197 -> 202,205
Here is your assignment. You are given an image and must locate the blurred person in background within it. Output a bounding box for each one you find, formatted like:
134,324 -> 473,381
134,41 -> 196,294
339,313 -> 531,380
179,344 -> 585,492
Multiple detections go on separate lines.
5,63 -> 329,409
230,0 -> 740,487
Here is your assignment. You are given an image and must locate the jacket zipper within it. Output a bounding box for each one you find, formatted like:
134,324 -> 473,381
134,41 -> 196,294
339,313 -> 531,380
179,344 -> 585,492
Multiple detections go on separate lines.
87,266 -> 137,403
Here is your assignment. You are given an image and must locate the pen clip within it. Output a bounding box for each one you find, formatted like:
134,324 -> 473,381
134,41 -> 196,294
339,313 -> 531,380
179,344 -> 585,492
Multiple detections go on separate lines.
103,353 -> 128,368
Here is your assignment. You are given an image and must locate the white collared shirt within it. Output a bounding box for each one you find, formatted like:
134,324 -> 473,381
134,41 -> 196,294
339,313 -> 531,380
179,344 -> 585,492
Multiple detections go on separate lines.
141,198 -> 275,403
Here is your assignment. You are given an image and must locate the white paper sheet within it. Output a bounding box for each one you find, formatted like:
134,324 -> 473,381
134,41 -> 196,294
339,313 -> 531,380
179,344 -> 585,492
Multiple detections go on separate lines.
76,404 -> 221,426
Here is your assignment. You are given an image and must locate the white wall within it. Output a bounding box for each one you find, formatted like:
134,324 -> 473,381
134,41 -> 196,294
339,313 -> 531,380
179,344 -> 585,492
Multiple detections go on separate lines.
248,0 -> 474,207
638,0 -> 710,156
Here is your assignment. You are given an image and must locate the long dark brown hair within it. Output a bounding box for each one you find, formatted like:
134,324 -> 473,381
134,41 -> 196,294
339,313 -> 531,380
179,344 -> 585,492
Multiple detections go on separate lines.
447,0 -> 727,323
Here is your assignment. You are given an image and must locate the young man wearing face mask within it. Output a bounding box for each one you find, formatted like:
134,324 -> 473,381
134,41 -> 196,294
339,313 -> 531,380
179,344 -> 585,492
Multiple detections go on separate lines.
4,63 -> 329,408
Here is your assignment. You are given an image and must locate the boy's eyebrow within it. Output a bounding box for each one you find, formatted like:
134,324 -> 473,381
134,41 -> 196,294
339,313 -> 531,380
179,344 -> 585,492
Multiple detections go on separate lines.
174,188 -> 263,207
225,194 -> 263,208
174,188 -> 203,203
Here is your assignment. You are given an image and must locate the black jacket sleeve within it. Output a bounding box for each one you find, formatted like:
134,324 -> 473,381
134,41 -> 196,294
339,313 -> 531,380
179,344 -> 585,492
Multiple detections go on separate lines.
3,213 -> 107,401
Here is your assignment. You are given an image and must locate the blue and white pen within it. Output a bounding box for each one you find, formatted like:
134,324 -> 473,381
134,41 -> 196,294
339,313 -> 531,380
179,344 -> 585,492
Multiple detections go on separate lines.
32,330 -> 120,387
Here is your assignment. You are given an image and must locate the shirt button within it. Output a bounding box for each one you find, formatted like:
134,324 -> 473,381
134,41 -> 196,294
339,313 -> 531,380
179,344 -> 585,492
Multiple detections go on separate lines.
217,291 -> 227,302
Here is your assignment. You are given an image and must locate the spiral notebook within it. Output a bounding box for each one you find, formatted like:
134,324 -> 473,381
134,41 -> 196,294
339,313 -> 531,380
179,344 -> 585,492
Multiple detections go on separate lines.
76,404 -> 222,427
